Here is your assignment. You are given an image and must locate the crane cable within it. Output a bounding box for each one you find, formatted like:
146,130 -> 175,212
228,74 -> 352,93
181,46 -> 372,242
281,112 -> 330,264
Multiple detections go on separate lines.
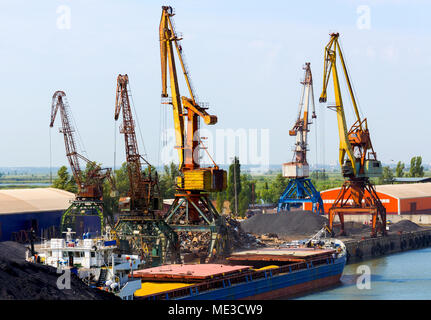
113,114 -> 117,173
49,127 -> 52,184
67,100 -> 89,160
338,41 -> 364,121
158,97 -> 169,168
127,80 -> 148,160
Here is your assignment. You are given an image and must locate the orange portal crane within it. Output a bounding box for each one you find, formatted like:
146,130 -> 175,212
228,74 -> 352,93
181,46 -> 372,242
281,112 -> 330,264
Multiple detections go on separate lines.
159,6 -> 229,259
319,33 -> 386,237
50,90 -> 112,232
113,75 -> 180,265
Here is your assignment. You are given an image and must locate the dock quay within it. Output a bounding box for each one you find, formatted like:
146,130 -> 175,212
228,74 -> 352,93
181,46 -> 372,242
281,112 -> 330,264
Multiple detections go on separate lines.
344,228 -> 431,264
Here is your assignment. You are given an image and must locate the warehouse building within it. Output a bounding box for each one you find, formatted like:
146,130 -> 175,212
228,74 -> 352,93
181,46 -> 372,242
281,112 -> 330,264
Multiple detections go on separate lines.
304,183 -> 431,224
0,188 -> 74,241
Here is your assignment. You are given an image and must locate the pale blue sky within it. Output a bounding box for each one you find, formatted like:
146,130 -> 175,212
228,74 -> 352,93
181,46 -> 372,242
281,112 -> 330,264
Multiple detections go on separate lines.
1,0 -> 430,168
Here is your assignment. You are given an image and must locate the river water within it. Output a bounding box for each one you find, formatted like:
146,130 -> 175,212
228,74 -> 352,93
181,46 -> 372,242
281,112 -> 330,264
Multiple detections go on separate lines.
297,247 -> 431,300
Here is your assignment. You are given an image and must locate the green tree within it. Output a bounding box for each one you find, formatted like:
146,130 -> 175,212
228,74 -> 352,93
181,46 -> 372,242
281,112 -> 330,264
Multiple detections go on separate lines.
237,175 -> 254,217
216,191 -> 226,213
409,156 -> 424,177
113,162 -> 130,197
227,157 -> 241,214
268,173 -> 288,203
159,162 -> 180,199
395,161 -> 405,177
102,179 -> 117,223
52,166 -> 77,193
258,180 -> 273,204
378,166 -> 394,184
310,170 -> 328,181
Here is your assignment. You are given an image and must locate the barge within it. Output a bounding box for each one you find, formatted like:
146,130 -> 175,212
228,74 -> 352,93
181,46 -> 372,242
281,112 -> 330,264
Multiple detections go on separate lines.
132,239 -> 346,300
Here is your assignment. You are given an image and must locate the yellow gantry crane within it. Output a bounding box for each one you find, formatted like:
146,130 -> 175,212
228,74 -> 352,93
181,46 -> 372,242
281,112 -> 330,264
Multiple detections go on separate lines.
319,33 -> 386,237
159,6 -> 229,260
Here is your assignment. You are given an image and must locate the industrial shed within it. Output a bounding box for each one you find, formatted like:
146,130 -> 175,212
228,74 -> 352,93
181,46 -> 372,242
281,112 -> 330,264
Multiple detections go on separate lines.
0,188 -> 74,241
304,183 -> 431,224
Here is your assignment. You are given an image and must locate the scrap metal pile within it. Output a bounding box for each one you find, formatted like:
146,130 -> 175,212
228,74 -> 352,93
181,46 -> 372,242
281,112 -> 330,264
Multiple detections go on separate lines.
178,217 -> 265,262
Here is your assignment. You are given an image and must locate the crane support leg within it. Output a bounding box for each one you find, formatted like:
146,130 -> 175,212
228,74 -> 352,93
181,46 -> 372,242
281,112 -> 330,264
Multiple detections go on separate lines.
327,179 -> 387,238
60,200 -> 105,234
277,178 -> 324,215
165,193 -> 230,261
113,217 -> 181,267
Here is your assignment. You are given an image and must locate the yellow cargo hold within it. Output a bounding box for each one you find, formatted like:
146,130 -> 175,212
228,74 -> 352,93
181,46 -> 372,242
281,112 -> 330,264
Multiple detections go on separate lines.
134,282 -> 195,297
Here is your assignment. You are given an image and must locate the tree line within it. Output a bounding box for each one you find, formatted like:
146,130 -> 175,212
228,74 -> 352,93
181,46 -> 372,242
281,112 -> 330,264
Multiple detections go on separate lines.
51,155 -> 428,219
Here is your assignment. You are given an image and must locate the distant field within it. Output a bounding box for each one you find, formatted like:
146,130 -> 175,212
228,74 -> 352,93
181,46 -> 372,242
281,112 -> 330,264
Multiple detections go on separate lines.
0,173 -> 54,188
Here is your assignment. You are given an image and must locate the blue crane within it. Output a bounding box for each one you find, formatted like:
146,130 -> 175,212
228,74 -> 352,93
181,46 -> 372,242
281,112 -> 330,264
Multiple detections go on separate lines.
277,63 -> 324,215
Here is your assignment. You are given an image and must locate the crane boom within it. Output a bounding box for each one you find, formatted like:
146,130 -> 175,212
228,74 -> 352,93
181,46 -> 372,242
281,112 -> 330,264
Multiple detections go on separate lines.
289,62 -> 316,166
159,6 -> 229,260
317,33 -> 385,237
160,6 -> 217,172
50,91 -> 86,190
50,91 -> 110,199
115,74 -> 159,215
278,63 -> 323,215
319,33 -> 379,178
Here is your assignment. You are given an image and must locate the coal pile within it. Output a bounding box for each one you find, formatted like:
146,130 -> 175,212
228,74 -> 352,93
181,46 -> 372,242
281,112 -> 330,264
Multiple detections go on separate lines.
241,211 -> 327,236
390,220 -> 423,232
0,242 -> 119,300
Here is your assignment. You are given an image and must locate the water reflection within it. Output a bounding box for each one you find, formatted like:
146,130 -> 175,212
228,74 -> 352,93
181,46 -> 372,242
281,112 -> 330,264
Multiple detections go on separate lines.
295,248 -> 431,300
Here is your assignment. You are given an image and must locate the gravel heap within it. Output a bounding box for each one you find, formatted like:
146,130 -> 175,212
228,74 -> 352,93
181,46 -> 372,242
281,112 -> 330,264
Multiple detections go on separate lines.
241,211 -> 328,236
0,241 -> 119,300
241,212 -> 425,238
390,220 -> 423,232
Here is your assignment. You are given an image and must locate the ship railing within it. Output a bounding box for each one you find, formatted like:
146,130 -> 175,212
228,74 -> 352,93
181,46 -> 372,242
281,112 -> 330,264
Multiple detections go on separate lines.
137,254 -> 336,300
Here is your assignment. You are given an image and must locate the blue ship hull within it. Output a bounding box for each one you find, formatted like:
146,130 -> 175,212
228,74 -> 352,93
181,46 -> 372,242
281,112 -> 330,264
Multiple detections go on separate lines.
177,256 -> 346,300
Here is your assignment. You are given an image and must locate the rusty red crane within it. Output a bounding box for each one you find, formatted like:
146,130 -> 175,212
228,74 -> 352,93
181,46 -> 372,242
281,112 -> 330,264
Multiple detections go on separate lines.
114,75 -> 160,214
113,75 -> 180,265
50,90 -> 112,232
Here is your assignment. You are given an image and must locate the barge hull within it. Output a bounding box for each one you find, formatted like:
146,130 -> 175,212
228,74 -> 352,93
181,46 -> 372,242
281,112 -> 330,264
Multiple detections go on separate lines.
179,256 -> 346,300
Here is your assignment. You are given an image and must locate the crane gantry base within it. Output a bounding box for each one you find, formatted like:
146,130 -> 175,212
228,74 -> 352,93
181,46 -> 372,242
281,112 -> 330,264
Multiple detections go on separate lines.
164,193 -> 230,261
113,216 -> 181,267
277,178 -> 324,215
327,179 -> 387,238
60,200 -> 105,235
